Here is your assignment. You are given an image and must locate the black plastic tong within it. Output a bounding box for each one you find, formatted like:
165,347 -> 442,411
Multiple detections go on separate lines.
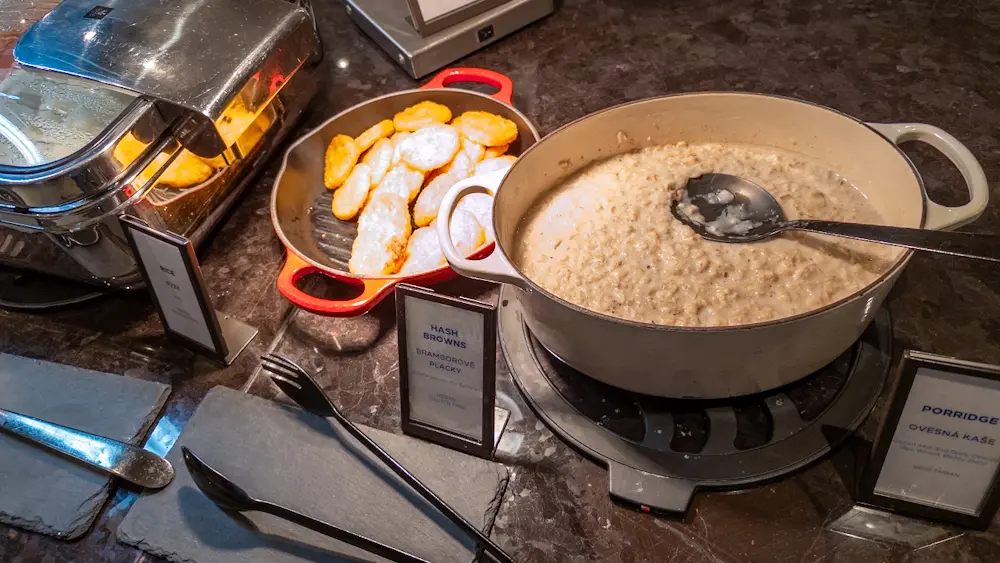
259,353 -> 513,563
182,446 -> 429,562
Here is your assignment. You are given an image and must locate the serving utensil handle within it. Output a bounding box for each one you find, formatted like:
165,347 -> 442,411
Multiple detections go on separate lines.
257,501 -> 430,563
789,220 -> 1000,263
0,407 -> 174,489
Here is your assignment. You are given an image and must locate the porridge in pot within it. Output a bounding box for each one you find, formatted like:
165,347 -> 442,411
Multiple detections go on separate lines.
512,142 -> 902,327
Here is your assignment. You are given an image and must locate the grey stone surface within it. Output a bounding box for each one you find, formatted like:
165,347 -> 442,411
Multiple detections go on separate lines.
0,354 -> 170,539
118,386 -> 509,563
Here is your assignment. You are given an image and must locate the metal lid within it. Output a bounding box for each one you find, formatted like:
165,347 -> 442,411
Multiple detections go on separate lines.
0,66 -> 137,167
14,0 -> 317,155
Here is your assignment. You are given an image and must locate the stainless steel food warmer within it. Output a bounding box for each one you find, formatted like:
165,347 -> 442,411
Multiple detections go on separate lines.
0,0 -> 318,287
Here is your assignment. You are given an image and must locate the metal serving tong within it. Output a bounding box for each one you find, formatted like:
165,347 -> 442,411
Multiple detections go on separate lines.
262,353 -> 513,563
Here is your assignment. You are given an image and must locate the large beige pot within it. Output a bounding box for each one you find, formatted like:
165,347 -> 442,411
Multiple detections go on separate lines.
437,93 -> 988,398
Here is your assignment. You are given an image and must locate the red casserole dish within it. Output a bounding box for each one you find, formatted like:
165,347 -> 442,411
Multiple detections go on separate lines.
271,68 -> 540,315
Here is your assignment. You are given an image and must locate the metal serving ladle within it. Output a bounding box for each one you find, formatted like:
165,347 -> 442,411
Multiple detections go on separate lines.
670,173 -> 1000,262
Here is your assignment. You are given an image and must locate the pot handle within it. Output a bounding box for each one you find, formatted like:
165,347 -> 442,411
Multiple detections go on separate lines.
867,122 -> 989,231
276,253 -> 398,316
421,67 -> 514,105
436,171 -> 528,289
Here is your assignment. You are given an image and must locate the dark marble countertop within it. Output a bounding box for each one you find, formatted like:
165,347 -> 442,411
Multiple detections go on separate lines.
3,0 -> 1000,561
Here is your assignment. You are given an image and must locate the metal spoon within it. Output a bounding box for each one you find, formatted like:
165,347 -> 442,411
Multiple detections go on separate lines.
670,173 -> 1000,262
0,406 -> 174,489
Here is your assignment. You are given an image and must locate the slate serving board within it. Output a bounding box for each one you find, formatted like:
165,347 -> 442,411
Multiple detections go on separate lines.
118,386 -> 510,563
0,353 -> 171,539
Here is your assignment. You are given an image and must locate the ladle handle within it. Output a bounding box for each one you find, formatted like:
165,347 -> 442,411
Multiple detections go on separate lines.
788,220 -> 1000,263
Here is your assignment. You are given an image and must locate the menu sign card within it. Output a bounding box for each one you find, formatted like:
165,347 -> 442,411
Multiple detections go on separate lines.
858,350 -> 1000,530
396,283 -> 506,459
119,215 -> 257,366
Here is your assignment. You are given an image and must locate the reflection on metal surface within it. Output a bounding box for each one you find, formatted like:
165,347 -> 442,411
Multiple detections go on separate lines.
0,63 -> 315,287
0,0 -> 319,287
13,413 -> 114,466
0,66 -> 137,168
15,0 -> 318,154
0,96 -> 169,213
233,101 -> 277,160
0,264 -> 107,310
0,406 -> 175,488
0,113 -> 45,166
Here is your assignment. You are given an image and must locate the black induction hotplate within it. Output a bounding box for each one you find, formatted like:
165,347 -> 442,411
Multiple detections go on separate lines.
499,287 -> 891,516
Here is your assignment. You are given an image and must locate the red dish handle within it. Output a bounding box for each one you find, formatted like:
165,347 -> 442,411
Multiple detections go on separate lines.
276,253 -> 398,317
421,67 -> 514,105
